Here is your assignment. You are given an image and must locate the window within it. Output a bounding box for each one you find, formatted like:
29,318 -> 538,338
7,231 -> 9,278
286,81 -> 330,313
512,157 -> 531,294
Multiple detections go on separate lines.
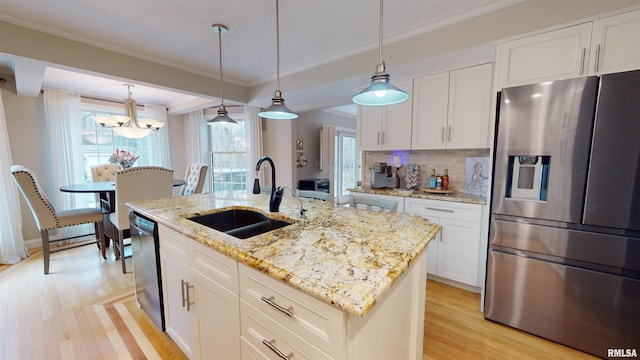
334,129 -> 359,204
208,112 -> 250,199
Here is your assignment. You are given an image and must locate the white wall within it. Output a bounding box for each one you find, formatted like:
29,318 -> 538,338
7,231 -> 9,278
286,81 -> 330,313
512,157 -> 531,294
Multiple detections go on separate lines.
261,118 -> 294,191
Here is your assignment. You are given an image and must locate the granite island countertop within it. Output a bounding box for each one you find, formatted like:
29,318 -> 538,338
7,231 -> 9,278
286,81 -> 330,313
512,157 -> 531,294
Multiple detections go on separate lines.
126,193 -> 440,316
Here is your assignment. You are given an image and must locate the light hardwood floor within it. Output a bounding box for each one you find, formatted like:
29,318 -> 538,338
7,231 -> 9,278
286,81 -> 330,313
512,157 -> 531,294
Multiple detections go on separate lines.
0,242 -> 597,359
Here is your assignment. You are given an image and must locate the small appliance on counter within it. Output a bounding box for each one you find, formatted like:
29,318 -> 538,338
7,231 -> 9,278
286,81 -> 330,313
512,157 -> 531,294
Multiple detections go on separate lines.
298,178 -> 330,193
371,162 -> 399,189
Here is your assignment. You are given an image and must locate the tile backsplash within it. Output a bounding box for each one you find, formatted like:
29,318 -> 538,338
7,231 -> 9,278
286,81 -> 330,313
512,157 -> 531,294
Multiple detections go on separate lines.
363,149 -> 490,193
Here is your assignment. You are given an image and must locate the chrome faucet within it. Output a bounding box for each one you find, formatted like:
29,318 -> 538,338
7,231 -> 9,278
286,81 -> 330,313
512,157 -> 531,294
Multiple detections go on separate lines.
254,156 -> 283,212
282,186 -> 307,219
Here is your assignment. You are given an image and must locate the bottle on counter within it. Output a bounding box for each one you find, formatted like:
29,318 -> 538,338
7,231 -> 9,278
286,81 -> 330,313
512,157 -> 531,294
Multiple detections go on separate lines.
436,174 -> 443,190
429,168 -> 437,189
442,168 -> 449,190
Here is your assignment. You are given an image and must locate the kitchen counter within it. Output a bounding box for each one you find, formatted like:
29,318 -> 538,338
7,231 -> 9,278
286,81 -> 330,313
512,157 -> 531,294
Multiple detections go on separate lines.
126,193 -> 439,316
349,187 -> 487,205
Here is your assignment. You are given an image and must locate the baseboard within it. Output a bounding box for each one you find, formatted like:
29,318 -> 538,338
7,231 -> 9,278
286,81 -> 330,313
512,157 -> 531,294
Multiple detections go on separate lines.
427,274 -> 482,294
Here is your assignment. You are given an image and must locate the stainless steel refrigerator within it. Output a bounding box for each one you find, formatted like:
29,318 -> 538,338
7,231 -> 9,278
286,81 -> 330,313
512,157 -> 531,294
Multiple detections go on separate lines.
485,71 -> 640,357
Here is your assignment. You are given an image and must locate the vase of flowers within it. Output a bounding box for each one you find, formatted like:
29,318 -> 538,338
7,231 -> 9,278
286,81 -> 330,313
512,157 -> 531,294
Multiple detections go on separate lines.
109,148 -> 139,169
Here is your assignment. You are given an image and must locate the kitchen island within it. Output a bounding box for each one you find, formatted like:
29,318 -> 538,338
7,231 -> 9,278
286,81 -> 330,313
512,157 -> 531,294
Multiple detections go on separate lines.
127,193 -> 440,360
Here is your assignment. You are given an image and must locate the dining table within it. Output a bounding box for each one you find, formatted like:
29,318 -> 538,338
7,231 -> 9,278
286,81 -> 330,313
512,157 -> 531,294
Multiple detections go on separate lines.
60,179 -> 186,244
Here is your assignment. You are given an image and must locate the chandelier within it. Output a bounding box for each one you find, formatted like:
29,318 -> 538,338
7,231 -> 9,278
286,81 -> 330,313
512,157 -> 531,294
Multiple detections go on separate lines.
93,84 -> 165,139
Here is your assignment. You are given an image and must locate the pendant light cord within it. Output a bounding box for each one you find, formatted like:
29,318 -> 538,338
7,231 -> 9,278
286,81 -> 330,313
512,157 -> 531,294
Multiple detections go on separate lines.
378,0 -> 383,64
275,0 -> 281,91
217,27 -> 225,105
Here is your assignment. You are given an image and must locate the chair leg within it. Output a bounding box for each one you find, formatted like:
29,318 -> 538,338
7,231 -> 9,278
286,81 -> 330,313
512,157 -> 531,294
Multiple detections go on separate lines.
41,229 -> 50,274
96,221 -> 106,260
112,231 -> 121,260
94,222 -> 100,250
118,230 -> 127,273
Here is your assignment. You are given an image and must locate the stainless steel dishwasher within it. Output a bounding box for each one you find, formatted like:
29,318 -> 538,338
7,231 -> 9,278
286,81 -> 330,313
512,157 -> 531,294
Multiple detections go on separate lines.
129,211 -> 165,331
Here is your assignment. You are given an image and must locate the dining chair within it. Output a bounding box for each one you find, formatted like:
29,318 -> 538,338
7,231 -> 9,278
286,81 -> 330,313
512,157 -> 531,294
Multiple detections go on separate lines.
10,165 -> 107,274
179,163 -> 208,195
110,166 -> 173,273
90,163 -> 122,242
349,195 -> 398,213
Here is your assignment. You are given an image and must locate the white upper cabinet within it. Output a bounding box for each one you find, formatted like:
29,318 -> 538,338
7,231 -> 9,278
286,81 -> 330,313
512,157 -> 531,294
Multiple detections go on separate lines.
497,8 -> 640,89
447,63 -> 493,149
357,79 -> 413,151
589,9 -> 640,75
412,63 -> 493,150
496,23 -> 592,89
411,72 -> 449,150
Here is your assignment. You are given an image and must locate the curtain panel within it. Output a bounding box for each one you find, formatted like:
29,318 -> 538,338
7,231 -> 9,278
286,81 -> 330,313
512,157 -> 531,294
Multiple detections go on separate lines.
0,91 -> 29,264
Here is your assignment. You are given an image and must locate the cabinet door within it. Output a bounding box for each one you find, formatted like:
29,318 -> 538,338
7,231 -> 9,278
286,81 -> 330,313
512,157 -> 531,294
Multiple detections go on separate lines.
382,79 -> 413,150
191,269 -> 241,360
496,23 -> 592,88
589,9 -> 640,75
437,218 -> 481,286
160,251 -> 194,358
411,72 -> 449,150
447,64 -> 493,149
357,105 -> 383,150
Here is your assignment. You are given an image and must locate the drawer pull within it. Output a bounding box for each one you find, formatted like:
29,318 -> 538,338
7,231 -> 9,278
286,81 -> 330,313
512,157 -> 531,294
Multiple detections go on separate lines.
261,296 -> 294,317
262,339 -> 294,360
425,207 -> 455,213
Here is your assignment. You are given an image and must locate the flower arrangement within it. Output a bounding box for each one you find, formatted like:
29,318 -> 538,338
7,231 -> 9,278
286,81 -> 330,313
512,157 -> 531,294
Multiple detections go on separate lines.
109,148 -> 139,169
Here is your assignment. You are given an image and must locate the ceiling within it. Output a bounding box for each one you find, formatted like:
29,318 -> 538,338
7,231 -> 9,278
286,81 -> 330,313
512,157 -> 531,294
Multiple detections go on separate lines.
0,0 -> 521,115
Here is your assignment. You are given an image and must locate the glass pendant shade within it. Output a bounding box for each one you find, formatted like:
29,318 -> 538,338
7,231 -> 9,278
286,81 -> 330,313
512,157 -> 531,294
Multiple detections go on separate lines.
96,84 -> 163,139
258,90 -> 298,119
207,104 -> 238,125
208,24 -> 237,125
258,0 -> 297,120
352,62 -> 409,106
113,126 -> 151,139
353,0 -> 408,106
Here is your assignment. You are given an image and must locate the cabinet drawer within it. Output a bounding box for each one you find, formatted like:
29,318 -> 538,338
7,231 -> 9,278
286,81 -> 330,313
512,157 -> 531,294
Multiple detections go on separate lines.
158,224 -> 189,261
239,264 -> 344,358
191,240 -> 239,295
241,301 -> 333,360
405,198 -> 481,222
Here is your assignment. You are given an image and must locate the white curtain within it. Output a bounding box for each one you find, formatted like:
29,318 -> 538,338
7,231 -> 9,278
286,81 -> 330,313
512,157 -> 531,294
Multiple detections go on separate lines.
144,104 -> 171,168
245,105 -> 263,195
43,88 -> 89,237
185,110 -> 210,193
0,91 -> 29,264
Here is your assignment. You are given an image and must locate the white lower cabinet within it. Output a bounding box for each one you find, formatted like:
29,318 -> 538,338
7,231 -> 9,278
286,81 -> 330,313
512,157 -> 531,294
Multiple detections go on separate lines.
159,224 -> 241,360
160,224 -> 428,359
405,198 -> 482,287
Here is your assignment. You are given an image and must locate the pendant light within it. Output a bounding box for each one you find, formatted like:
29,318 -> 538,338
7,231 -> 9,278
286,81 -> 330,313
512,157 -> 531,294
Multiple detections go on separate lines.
352,0 -> 408,106
258,0 -> 298,120
208,23 -> 238,124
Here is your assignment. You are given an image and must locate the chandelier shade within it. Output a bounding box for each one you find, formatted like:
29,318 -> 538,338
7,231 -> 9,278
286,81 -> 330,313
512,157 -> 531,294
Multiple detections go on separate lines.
258,0 -> 298,120
352,0 -> 408,106
92,84 -> 165,139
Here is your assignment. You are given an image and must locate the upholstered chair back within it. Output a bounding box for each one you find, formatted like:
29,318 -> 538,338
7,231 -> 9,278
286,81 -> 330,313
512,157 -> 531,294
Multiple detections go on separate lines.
112,166 -> 173,228
91,163 -> 122,182
180,163 -> 208,195
10,165 -> 58,230
349,195 -> 399,213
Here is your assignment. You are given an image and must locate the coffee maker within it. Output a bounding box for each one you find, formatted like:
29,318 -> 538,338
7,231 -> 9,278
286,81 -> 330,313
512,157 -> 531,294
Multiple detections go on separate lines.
371,162 -> 400,189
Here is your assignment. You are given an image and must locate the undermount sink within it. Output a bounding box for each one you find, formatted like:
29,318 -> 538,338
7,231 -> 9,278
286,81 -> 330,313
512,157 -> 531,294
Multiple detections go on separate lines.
187,209 -> 291,239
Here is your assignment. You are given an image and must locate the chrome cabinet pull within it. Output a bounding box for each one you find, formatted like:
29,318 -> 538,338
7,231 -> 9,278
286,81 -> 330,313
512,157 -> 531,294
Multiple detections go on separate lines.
377,131 -> 381,145
261,296 -> 294,317
181,279 -> 187,308
448,125 -> 452,142
425,206 -> 455,213
382,131 -> 386,145
262,339 -> 293,360
579,47 -> 586,75
441,126 -> 445,143
594,44 -> 601,73
185,281 -> 194,312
